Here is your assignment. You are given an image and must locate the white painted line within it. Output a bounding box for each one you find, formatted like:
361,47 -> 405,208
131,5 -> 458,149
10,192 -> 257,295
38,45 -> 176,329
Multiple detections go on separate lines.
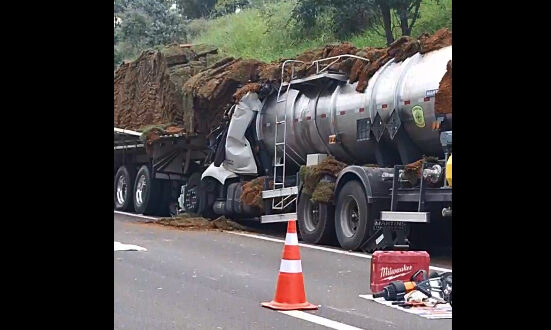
279,310 -> 365,330
114,241 -> 147,251
226,231 -> 452,273
228,232 -> 370,258
426,265 -> 451,273
114,211 -> 159,220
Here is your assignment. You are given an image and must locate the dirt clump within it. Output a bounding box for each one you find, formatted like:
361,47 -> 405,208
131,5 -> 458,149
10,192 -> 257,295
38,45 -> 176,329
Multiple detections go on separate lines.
183,58 -> 265,134
299,156 -> 346,202
211,216 -> 248,231
354,28 -> 451,93
435,60 -> 452,114
155,214 -> 247,231
420,28 -> 452,54
241,176 -> 273,210
139,123 -> 184,151
114,44 -> 218,133
233,83 -> 262,102
311,181 -> 336,204
402,156 -> 440,185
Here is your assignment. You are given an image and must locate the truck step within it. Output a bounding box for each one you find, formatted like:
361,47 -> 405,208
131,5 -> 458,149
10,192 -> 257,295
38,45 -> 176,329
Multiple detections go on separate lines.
262,186 -> 298,199
380,211 -> 430,223
261,212 -> 298,224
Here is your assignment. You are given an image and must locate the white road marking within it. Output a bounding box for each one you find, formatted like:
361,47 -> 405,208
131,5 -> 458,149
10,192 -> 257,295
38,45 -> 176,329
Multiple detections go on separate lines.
114,211 -> 452,272
114,210 -> 158,220
227,231 -> 452,273
279,310 -> 365,330
228,232 -> 370,258
114,241 -> 147,251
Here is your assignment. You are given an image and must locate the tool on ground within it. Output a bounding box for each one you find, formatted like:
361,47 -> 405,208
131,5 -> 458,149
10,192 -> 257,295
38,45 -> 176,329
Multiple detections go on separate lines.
373,280 -> 418,301
372,269 -> 439,301
261,220 -> 318,311
370,251 -> 430,293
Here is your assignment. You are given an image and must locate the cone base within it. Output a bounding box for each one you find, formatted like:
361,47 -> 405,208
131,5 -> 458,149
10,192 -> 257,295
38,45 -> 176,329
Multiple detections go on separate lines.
261,300 -> 319,311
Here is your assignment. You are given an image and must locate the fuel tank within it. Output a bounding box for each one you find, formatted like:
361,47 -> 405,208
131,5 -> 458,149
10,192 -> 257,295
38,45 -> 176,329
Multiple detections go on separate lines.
256,46 -> 452,167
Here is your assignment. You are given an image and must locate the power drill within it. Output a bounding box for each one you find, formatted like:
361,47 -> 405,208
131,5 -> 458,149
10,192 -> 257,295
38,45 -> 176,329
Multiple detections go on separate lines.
373,270 -> 438,301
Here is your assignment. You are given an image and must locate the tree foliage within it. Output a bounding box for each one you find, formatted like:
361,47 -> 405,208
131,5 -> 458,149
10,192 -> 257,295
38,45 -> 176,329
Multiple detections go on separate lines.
291,0 -> 426,44
213,0 -> 251,17
114,0 -> 187,66
291,0 -> 379,39
176,0 -> 217,18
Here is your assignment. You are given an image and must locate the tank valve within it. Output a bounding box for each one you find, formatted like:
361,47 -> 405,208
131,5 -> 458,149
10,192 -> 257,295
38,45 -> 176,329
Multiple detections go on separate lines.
442,207 -> 452,217
423,164 -> 442,184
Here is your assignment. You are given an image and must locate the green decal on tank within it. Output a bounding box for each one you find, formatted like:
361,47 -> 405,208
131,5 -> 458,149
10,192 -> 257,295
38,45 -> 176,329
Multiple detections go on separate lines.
411,105 -> 425,128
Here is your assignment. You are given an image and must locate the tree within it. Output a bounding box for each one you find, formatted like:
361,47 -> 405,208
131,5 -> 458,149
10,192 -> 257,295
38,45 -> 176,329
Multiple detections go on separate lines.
375,0 -> 422,44
290,0 -> 379,39
114,0 -> 187,61
176,0 -> 217,19
291,0 -> 425,45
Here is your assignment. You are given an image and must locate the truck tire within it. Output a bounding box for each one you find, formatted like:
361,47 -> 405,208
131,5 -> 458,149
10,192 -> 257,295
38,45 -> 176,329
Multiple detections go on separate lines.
297,193 -> 336,245
114,166 -> 134,211
335,180 -> 373,251
133,165 -> 161,215
182,173 -> 201,214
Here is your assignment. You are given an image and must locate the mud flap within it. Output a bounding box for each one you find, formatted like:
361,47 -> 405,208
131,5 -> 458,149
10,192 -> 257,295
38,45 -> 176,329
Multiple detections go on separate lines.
360,221 -> 410,252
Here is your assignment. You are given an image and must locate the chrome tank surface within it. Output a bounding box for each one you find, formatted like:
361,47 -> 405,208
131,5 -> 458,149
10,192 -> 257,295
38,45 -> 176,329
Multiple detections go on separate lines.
256,46 -> 452,166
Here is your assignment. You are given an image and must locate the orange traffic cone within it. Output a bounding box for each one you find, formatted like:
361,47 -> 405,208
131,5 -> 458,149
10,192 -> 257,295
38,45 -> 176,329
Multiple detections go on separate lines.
261,220 -> 318,310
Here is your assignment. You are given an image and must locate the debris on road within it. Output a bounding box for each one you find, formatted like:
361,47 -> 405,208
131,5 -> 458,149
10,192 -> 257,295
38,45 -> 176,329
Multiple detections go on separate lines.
155,214 -> 248,231
114,241 -> 148,252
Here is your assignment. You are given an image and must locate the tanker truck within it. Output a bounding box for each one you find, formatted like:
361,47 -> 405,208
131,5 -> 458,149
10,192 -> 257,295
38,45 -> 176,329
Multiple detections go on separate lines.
114,45 -> 452,252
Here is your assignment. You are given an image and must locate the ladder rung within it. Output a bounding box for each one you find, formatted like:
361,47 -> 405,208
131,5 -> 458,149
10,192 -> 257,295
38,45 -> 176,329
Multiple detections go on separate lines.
274,163 -> 284,166
276,121 -> 286,124
275,142 -> 285,146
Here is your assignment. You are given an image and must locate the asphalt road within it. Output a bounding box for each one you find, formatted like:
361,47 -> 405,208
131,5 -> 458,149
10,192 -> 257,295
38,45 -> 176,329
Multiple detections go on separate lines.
114,212 -> 452,329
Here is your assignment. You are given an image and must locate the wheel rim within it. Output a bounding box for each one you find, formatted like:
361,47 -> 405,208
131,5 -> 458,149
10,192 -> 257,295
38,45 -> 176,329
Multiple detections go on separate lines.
302,198 -> 320,232
340,195 -> 360,238
116,175 -> 127,205
135,174 -> 147,207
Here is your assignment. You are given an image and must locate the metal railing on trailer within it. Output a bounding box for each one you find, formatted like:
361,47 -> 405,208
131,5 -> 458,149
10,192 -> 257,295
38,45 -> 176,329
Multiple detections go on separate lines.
114,127 -> 144,150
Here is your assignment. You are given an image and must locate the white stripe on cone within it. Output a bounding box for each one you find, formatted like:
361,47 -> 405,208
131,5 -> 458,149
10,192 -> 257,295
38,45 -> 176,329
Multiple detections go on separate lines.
285,233 -> 299,246
280,259 -> 303,273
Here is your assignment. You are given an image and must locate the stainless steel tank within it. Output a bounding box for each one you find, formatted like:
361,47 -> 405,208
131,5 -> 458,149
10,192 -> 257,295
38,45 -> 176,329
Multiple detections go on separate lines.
256,46 -> 452,167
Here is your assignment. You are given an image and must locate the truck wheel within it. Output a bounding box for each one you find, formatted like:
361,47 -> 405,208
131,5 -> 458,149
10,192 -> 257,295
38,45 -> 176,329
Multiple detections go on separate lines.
114,166 -> 134,211
182,173 -> 201,214
297,193 -> 336,245
133,165 -> 161,215
335,180 -> 372,251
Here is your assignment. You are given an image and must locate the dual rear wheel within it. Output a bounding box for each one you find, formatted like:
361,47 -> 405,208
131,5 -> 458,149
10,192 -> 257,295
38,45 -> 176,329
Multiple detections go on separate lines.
114,165 -> 171,215
298,180 -> 376,251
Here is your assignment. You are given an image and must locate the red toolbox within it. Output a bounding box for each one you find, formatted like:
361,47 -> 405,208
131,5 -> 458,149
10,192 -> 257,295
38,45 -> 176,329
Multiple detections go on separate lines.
370,251 -> 430,293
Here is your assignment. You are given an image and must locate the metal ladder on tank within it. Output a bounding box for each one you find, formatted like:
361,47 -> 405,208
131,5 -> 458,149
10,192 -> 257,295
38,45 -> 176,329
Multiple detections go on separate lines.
260,60 -> 303,223
260,55 -> 370,223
